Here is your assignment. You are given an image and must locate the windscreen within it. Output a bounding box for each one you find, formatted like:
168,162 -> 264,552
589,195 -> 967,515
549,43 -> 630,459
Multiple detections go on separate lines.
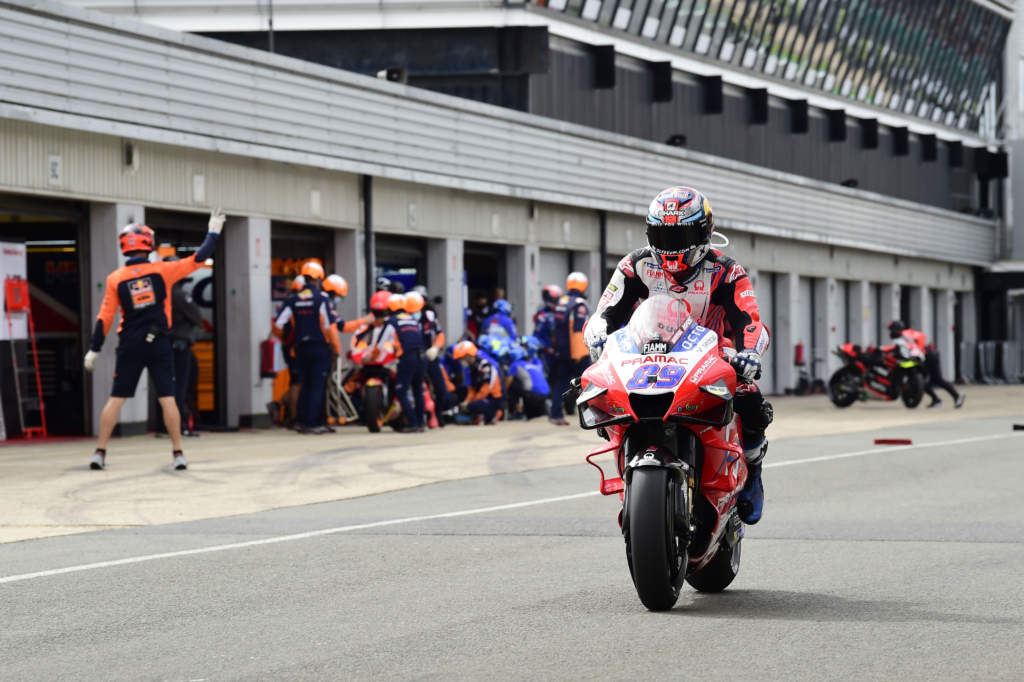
627,295 -> 693,354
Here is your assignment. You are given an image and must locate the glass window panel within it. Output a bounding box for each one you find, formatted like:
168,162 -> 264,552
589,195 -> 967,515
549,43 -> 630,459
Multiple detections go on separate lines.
717,0 -> 759,65
821,0 -> 867,92
737,0 -> 774,68
865,0 -> 917,106
801,0 -> 844,88
776,0 -> 815,81
752,0 -> 789,73
708,0 -> 738,58
682,1 -> 712,52
853,0 -> 900,104
580,0 -> 603,20
664,0 -> 701,48
693,0 -> 725,55
655,0 -> 681,41
790,0 -> 830,84
834,0 -> 881,97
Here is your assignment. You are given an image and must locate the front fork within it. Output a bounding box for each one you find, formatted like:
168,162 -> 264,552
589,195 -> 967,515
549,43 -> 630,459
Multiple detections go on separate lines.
620,425 -> 696,543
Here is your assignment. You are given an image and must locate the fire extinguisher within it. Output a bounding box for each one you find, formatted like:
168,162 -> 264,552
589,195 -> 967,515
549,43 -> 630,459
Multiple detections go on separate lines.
260,337 -> 279,378
794,342 -> 805,366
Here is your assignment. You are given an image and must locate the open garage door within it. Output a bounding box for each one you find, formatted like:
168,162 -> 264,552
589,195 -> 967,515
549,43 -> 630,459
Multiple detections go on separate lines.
375,234 -> 426,293
0,193 -> 88,437
146,209 -> 224,429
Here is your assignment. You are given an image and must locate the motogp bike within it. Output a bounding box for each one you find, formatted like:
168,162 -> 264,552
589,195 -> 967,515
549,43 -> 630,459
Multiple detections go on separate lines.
572,295 -> 750,611
828,342 -> 925,408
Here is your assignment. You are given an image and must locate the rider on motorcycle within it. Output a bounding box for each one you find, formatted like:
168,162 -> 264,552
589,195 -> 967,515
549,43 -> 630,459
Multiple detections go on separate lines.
583,186 -> 773,525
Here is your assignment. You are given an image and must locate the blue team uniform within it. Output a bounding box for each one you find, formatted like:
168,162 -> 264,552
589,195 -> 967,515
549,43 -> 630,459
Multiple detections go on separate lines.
274,283 -> 339,429
389,312 -> 426,429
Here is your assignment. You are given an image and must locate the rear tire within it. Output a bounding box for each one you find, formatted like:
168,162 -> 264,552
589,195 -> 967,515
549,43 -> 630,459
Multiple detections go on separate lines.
365,385 -> 384,433
686,538 -> 741,593
626,468 -> 685,611
828,368 -> 860,407
901,371 -> 925,408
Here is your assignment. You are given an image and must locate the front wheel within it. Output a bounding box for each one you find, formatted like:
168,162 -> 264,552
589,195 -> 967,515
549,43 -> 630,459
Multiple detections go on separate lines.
828,367 -> 861,407
686,538 -> 740,593
625,468 -> 685,611
901,371 -> 925,408
364,384 -> 384,433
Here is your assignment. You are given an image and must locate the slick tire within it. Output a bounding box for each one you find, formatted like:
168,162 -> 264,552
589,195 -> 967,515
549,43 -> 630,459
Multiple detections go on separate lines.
901,372 -> 925,409
365,385 -> 384,433
686,539 -> 740,593
827,368 -> 860,408
626,468 -> 684,611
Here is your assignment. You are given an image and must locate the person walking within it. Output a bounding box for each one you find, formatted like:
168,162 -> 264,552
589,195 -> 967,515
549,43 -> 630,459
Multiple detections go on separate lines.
83,209 -> 224,470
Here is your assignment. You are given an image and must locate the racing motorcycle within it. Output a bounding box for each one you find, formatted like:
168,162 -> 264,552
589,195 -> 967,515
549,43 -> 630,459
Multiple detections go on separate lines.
572,295 -> 750,611
348,338 -> 403,433
828,342 -> 925,408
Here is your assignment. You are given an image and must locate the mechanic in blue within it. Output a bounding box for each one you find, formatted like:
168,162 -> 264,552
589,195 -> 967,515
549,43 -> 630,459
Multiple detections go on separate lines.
583,186 -> 773,525
548,272 -> 591,426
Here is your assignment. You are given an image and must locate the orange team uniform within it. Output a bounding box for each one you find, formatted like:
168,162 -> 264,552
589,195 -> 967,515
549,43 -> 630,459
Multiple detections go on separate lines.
91,235 -> 218,398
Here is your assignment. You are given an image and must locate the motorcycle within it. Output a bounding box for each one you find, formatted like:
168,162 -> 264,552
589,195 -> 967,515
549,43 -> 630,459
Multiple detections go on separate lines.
828,342 -> 925,408
348,335 -> 402,433
572,295 -> 750,611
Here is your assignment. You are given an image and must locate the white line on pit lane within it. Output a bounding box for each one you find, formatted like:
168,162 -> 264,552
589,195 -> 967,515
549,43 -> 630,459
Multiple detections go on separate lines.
1,431 -> 1020,585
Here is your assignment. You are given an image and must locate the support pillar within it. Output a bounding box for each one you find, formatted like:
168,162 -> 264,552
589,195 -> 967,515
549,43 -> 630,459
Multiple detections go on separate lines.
427,238 -> 464,342
878,283 -> 901,339
908,285 -> 932,341
88,202 -> 146,436
935,289 -> 956,380
222,216 -> 273,428
814,277 -> 842,377
506,244 -> 539,334
960,291 -> 978,344
333,228 -> 365,323
848,280 -> 871,347
774,272 -> 800,393
571,249 -> 603,308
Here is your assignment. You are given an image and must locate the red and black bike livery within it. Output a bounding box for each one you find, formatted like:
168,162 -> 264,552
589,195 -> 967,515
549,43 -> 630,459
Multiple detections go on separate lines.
828,342 -> 925,408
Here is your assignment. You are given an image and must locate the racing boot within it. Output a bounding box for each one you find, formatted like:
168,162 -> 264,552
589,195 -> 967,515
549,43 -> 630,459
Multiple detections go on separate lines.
737,440 -> 766,525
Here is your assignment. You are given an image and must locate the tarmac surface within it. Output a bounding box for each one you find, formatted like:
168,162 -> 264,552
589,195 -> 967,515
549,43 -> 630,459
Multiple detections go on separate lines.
1,386 -> 1023,679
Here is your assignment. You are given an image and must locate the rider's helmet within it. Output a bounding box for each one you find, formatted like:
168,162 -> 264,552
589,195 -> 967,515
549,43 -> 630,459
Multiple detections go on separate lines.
542,285 -> 563,307
404,291 -> 425,313
387,293 -> 406,312
452,340 -> 478,364
888,320 -> 906,339
492,299 -> 512,316
323,274 -> 348,297
645,186 -> 714,276
369,290 -> 392,318
627,295 -> 694,353
300,260 -> 325,280
566,272 -> 588,292
119,223 -> 155,255
290,274 -> 306,291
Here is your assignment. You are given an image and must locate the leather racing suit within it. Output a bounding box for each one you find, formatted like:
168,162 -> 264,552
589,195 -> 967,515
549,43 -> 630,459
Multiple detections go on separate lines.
590,247 -> 773,463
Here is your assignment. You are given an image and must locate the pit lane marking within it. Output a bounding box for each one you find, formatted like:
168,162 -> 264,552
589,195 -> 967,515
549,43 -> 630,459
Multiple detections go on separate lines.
1,432 -> 1020,585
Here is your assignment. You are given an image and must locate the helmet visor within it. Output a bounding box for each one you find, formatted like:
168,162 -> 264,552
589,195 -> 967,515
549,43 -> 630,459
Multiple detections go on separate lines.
646,220 -> 710,254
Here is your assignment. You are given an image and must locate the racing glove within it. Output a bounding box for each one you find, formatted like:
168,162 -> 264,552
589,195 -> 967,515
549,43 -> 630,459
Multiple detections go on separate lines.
83,350 -> 98,372
732,349 -> 762,381
583,316 -> 608,349
425,346 -> 440,362
208,207 -> 226,234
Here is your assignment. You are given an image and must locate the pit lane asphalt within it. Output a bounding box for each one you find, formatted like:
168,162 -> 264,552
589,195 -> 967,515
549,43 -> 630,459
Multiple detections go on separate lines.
2,415 -> 1023,680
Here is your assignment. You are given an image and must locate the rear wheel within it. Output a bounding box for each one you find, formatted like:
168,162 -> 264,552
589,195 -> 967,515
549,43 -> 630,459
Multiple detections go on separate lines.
686,538 -> 740,593
901,370 -> 925,408
364,385 -> 384,433
828,367 -> 860,407
625,468 -> 685,611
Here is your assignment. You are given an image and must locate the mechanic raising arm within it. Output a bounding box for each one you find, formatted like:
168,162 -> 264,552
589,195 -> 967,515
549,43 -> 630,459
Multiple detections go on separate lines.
583,187 -> 773,525
83,209 -> 224,471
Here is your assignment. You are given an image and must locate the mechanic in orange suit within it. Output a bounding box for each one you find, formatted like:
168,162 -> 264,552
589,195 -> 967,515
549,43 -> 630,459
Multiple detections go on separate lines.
83,209 -> 224,471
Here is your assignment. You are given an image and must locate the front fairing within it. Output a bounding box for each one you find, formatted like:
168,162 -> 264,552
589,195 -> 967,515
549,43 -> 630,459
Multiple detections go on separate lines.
577,325 -> 737,429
